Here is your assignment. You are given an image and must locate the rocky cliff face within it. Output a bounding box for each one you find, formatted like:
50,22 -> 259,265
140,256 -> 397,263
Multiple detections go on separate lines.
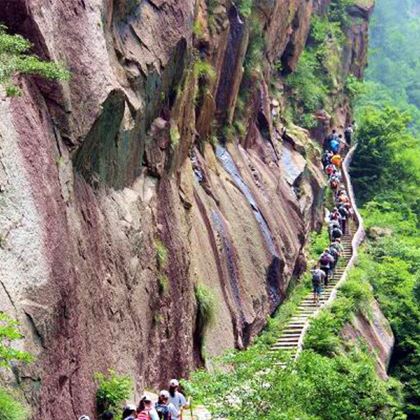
0,0 -> 374,417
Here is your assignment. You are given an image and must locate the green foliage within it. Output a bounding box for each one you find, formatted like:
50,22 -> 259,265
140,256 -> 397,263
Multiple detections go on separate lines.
0,313 -> 33,366
154,240 -> 168,269
169,125 -> 181,147
194,284 -> 216,334
236,0 -> 253,18
283,3 -> 351,128
0,314 -> 32,418
0,25 -> 69,96
95,369 -> 133,416
345,75 -> 367,100
351,105 -> 420,211
352,5 -> 420,408
243,16 -> 264,78
193,59 -> 216,82
309,228 -> 330,261
285,50 -> 328,126
158,274 -> 170,296
0,389 -> 28,420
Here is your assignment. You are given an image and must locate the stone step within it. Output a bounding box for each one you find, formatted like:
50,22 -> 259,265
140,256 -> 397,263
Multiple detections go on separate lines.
271,343 -> 298,349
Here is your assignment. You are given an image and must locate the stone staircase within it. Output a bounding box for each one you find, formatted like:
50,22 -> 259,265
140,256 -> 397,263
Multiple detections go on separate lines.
269,228 -> 355,361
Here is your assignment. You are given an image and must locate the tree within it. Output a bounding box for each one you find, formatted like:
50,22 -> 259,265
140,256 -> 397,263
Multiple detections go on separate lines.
0,24 -> 69,96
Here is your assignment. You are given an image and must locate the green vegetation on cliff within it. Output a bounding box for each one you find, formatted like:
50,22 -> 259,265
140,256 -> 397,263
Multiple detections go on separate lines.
0,24 -> 69,96
0,314 -> 32,419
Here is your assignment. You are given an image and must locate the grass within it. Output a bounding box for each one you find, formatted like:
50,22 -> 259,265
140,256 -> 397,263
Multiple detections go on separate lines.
0,389 -> 28,420
154,240 -> 168,269
158,274 -> 170,296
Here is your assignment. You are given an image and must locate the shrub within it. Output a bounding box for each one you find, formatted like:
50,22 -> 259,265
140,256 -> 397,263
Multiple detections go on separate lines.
0,25 -> 69,96
95,369 -> 133,416
236,0 -> 253,18
158,274 -> 170,296
195,284 -> 216,333
154,240 -> 168,269
0,312 -> 33,367
0,389 -> 28,420
193,59 -> 216,82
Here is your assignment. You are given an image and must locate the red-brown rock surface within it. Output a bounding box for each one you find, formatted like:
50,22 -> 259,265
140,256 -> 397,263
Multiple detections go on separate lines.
0,1 -> 374,418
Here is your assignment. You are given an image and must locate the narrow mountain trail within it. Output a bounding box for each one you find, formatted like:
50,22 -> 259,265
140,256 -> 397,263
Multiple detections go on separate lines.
186,146 -> 365,419
270,145 -> 365,362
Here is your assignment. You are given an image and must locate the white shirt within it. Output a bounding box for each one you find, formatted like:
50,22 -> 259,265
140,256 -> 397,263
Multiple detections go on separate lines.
169,392 -> 187,419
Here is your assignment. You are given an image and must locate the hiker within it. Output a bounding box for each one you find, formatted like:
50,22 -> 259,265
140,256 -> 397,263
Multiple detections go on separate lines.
137,395 -> 159,420
330,225 -> 343,241
319,249 -> 335,286
329,207 -> 341,222
338,204 -> 350,234
155,390 -> 179,420
325,163 -> 336,176
330,238 -> 344,254
344,124 -> 353,145
331,153 -> 342,168
329,174 -> 340,191
168,379 -> 189,419
102,413 -> 114,420
328,243 -> 341,270
122,404 -> 137,420
322,150 -> 333,168
338,134 -> 346,150
311,266 -> 326,305
329,136 -> 340,154
323,129 -> 337,150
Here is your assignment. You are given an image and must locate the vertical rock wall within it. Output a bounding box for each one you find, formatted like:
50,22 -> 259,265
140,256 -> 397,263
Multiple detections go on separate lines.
0,0 -> 373,417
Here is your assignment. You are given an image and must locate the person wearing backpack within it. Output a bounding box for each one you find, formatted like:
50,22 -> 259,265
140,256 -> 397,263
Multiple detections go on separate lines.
137,396 -> 159,420
322,151 -> 333,168
319,249 -> 335,285
122,404 -> 137,420
330,238 -> 344,255
323,130 -> 336,150
344,124 -> 353,146
155,390 -> 179,420
311,267 -> 326,305
328,245 -> 340,270
329,219 -> 341,241
338,204 -> 350,234
325,163 -> 336,176
331,226 -> 343,241
168,379 -> 189,420
331,153 -> 342,168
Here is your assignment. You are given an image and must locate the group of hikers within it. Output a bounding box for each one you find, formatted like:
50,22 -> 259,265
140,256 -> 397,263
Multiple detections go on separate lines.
311,124 -> 355,305
79,379 -> 189,420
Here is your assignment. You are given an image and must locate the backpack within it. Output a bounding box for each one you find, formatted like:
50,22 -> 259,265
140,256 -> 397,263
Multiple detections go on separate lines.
137,410 -> 151,420
328,247 -> 339,259
155,403 -> 170,420
320,253 -> 331,266
338,206 -> 349,218
330,140 -> 339,152
332,227 -> 342,238
312,271 -> 322,286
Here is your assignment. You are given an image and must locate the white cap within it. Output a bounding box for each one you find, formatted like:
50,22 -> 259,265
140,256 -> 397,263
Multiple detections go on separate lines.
169,379 -> 179,387
79,416 -> 90,420
125,403 -> 137,411
141,394 -> 152,402
160,390 -> 170,398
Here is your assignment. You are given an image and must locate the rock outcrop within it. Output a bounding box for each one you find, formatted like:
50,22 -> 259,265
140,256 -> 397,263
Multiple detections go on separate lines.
0,0 -> 374,418
341,300 -> 394,379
